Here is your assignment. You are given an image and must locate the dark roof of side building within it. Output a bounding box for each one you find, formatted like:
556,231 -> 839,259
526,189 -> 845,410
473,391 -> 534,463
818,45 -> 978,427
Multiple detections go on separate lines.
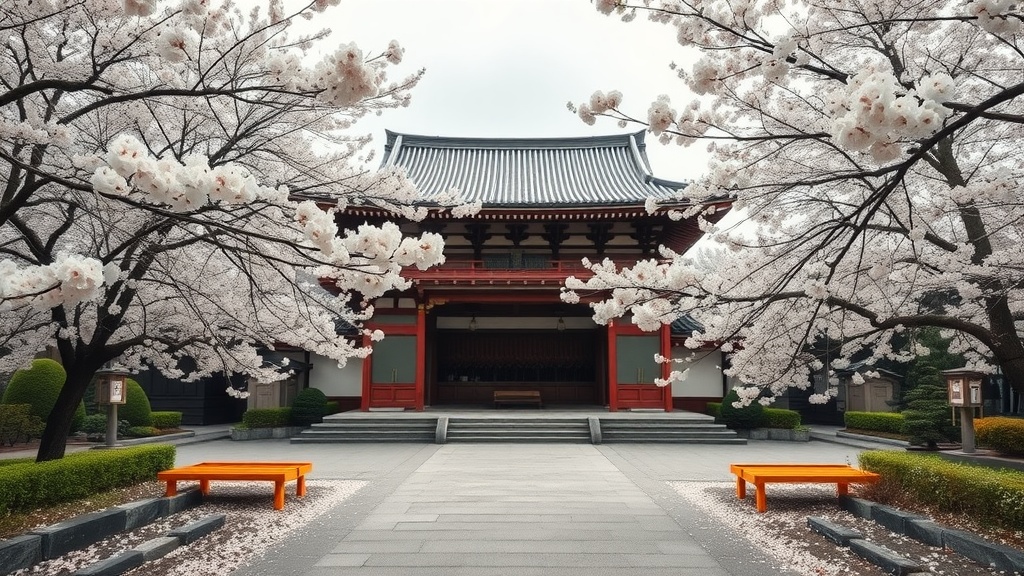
380,130 -> 689,208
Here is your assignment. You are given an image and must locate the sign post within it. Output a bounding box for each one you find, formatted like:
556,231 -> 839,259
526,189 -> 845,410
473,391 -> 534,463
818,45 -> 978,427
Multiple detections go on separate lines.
943,368 -> 985,454
95,367 -> 129,448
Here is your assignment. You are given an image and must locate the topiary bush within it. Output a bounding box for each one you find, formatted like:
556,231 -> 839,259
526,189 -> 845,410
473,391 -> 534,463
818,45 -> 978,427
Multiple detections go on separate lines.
2,359 -> 85,432
118,378 -> 152,426
844,411 -> 905,434
976,417 -> 1024,457
150,411 -> 183,429
705,402 -> 722,419
719,388 -> 765,430
859,450 -> 1024,530
762,407 -> 801,429
902,366 -> 959,448
0,444 -> 175,514
290,388 -> 328,427
325,401 -> 340,415
241,408 -> 292,428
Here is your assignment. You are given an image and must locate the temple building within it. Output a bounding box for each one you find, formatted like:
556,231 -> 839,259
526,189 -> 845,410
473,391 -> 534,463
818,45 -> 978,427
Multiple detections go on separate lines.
278,130 -> 735,414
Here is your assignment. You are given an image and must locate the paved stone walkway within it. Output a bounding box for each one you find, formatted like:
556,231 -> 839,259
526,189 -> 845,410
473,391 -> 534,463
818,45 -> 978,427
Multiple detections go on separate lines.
173,439 -> 879,576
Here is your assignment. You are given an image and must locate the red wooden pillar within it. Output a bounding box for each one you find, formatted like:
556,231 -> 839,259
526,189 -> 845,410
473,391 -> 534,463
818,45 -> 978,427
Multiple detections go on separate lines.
661,323 -> 672,412
415,304 -> 426,412
360,332 -> 372,412
607,320 -> 619,412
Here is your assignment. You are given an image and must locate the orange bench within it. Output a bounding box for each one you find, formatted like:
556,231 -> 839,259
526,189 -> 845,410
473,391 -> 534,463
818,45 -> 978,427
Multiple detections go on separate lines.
158,461 -> 313,510
729,463 -> 880,513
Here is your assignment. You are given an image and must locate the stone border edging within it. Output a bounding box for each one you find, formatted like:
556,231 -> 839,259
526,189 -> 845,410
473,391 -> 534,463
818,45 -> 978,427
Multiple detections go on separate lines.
835,431 -> 909,447
732,428 -> 811,441
74,514 -> 225,576
0,488 -> 202,575
807,516 -> 925,575
839,495 -> 1024,573
230,426 -> 305,441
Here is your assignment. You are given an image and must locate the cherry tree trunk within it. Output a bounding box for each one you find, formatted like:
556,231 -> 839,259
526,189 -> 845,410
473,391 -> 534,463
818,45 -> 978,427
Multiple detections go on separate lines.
35,369 -> 92,463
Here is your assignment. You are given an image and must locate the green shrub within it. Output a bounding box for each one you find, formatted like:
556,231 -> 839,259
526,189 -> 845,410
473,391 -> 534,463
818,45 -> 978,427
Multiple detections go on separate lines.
2,359 -> 85,432
976,417 -> 1024,457
705,402 -> 722,419
719,389 -> 764,430
762,407 -> 801,429
0,404 -> 36,446
241,408 -> 292,429
325,401 -> 340,415
126,425 -> 160,438
844,411 -> 905,434
0,444 -> 175,514
859,450 -> 1024,530
902,366 -> 959,448
290,388 -> 328,427
81,413 -> 107,435
119,379 -> 152,426
150,411 -> 183,429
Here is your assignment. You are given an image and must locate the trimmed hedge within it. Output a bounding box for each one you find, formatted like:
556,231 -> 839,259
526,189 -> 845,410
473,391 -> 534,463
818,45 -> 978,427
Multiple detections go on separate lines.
705,402 -> 722,419
325,401 -> 340,416
2,358 -> 86,432
844,411 -> 905,434
119,378 -> 152,426
762,408 -> 801,429
859,450 -> 1024,530
150,411 -> 183,429
976,417 -> 1024,457
241,408 -> 292,429
0,444 -> 175,514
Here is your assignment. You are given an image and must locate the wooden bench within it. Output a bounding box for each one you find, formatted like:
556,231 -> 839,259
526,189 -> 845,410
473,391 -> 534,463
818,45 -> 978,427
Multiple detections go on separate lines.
157,461 -> 313,510
493,390 -> 542,408
729,463 -> 880,513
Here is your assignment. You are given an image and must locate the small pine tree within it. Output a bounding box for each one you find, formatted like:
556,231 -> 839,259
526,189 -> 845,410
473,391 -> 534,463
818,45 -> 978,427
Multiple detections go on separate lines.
902,366 -> 958,448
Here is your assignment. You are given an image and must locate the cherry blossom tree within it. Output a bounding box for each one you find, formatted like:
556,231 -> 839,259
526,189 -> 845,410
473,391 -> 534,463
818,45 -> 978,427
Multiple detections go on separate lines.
0,0 -> 456,461
567,0 -> 1024,405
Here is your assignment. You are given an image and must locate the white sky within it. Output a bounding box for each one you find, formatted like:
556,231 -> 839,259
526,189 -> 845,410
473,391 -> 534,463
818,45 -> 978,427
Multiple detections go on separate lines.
322,0 -> 708,181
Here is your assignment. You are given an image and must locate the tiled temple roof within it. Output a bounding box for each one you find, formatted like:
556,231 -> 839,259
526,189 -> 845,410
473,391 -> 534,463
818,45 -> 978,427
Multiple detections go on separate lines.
380,130 -> 688,208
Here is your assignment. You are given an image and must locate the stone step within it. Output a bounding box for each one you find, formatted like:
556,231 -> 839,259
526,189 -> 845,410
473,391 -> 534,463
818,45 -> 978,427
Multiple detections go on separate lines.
446,435 -> 591,443
601,437 -> 748,444
311,420 -> 436,428
292,434 -> 434,443
447,429 -> 588,436
600,422 -> 728,429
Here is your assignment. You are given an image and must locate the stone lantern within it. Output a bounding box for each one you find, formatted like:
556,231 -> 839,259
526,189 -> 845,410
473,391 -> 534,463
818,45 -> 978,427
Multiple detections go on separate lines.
94,366 -> 129,448
941,368 -> 985,454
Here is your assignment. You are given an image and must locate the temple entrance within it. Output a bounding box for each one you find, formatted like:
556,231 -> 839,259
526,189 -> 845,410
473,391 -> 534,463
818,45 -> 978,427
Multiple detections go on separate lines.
432,329 -> 600,405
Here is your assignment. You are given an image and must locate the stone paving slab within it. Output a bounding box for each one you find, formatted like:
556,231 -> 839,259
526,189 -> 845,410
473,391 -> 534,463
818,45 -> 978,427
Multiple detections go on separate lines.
211,439 -> 873,576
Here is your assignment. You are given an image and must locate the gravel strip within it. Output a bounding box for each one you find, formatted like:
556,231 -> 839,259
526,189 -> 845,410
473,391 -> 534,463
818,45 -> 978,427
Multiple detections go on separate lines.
669,481 -> 1010,576
12,480 -> 365,576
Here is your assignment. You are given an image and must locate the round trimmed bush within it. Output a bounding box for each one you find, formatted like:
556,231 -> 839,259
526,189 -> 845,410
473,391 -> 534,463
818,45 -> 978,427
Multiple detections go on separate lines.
2,358 -> 85,432
290,387 -> 328,427
81,414 -> 107,435
119,379 -> 152,426
150,411 -> 183,429
976,417 -> 1024,456
719,388 -> 765,430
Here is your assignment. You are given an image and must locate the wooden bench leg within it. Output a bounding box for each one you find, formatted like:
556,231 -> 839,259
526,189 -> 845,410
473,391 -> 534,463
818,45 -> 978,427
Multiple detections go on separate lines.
755,483 -> 767,513
837,482 -> 849,496
164,480 -> 177,497
297,475 -> 307,498
274,480 -> 285,510
735,476 -> 746,500
200,479 -> 210,495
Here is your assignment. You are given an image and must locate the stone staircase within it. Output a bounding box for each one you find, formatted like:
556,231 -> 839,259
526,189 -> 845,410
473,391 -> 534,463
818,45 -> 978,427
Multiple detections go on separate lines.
600,418 -> 745,444
291,417 -> 437,443
289,414 -> 746,444
446,417 -> 591,443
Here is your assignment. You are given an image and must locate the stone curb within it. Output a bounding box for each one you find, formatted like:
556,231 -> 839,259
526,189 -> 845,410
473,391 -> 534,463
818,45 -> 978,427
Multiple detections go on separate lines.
229,426 -> 305,441
835,430 -> 909,447
807,516 -> 862,545
167,514 -> 226,544
848,539 -> 924,576
73,550 -> 144,576
1,487 -> 203,574
73,514 -> 226,576
839,496 -> 1024,573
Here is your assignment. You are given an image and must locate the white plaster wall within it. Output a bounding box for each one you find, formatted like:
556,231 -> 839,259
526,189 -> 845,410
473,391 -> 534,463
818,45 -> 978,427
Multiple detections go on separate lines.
670,349 -> 725,397
309,353 -> 363,397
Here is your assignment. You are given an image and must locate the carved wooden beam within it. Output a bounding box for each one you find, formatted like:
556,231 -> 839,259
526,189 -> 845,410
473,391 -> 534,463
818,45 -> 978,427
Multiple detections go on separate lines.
585,222 -> 615,255
541,223 -> 570,259
463,223 -> 492,259
504,223 -> 529,247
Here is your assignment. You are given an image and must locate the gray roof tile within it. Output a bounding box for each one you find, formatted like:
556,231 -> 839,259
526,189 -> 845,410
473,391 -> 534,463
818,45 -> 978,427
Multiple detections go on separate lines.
382,130 -> 688,208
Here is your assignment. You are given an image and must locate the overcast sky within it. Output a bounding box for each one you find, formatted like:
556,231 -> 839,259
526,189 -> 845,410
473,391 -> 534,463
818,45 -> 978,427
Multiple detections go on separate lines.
322,0 -> 707,181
